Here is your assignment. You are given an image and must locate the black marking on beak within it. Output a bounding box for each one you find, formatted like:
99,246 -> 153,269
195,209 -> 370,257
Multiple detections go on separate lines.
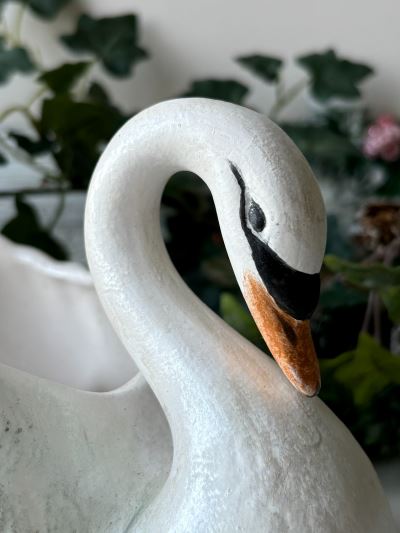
229,160 -> 320,321
276,314 -> 298,345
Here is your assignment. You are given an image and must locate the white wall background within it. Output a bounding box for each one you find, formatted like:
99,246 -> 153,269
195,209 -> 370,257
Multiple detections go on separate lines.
1,0 -> 400,124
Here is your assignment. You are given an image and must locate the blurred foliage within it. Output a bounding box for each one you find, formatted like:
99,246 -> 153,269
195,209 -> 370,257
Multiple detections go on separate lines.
281,122 -> 362,174
235,54 -> 283,83
220,293 -> 264,349
38,62 -> 90,93
320,333 -> 400,407
320,334 -> 400,458
297,49 -> 373,101
182,80 -> 249,105
0,0 -> 73,19
325,255 -> 400,290
2,195 -> 66,259
0,1 -> 399,460
61,14 -> 148,77
0,36 -> 33,82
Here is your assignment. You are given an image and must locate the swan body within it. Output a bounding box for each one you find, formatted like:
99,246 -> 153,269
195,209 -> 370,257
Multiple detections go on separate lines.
0,99 -> 396,532
0,367 -> 171,531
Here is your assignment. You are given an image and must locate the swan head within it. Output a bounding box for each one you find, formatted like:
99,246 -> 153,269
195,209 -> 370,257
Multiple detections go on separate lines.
216,114 -> 326,397
86,97 -> 325,397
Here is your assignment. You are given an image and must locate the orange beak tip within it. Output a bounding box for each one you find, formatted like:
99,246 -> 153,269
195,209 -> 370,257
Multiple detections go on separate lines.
284,364 -> 321,398
244,272 -> 321,398
298,378 -> 321,398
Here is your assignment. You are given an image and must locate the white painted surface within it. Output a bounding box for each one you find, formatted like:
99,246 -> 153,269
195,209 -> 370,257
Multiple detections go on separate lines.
0,99 -> 396,531
0,233 -> 398,529
0,235 -> 136,390
86,99 -> 393,530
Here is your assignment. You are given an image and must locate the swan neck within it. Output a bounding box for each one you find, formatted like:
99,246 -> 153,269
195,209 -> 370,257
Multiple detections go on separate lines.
85,100 -> 250,431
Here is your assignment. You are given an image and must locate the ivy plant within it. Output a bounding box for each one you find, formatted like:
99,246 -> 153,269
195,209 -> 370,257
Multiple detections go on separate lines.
0,1 -> 148,256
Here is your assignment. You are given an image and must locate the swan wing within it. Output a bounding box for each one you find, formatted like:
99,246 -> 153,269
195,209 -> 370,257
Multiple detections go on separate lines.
0,364 -> 172,532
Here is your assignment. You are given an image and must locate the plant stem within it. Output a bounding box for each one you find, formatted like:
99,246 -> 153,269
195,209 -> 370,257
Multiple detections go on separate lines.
269,78 -> 309,120
29,44 -> 45,71
0,104 -> 37,132
383,236 -> 400,266
0,135 -> 53,178
27,84 -> 47,108
275,80 -> 285,107
372,292 -> 382,342
0,105 -> 32,123
76,59 -> 97,100
0,9 -> 13,46
1,2 -> 27,47
13,2 -> 27,46
361,291 -> 374,333
0,187 -> 70,198
360,236 -> 400,341
0,85 -> 47,127
46,188 -> 66,232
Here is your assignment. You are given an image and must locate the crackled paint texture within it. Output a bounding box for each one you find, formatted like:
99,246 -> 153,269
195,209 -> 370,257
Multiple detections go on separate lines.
0,99 -> 396,532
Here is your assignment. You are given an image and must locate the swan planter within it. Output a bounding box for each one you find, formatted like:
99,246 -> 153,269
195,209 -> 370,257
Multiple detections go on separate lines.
0,99 -> 396,532
0,235 -> 136,392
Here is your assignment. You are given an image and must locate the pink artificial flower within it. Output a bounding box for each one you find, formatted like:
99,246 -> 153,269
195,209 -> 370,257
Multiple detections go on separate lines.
363,114 -> 400,162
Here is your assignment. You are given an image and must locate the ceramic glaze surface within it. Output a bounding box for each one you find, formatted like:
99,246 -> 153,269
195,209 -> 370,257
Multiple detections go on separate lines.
0,235 -> 136,391
0,99 -> 397,532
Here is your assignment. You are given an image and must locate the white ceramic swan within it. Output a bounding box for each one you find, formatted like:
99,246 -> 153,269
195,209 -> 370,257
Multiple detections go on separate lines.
0,98 -> 396,532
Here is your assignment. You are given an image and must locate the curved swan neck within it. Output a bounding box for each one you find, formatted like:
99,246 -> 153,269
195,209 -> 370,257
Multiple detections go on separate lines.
85,98 -> 324,434
85,100 -> 254,430
83,99 -> 396,533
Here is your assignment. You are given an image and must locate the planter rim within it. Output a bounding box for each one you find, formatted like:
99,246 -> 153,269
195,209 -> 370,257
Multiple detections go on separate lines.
0,234 -> 91,286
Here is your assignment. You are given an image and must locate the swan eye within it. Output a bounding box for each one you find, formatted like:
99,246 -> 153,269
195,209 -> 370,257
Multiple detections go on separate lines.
248,201 -> 266,232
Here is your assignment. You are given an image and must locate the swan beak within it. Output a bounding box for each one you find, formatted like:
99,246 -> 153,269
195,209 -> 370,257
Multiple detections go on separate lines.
244,272 -> 321,397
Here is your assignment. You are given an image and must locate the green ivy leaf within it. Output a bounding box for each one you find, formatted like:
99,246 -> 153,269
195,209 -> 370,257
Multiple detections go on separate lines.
182,80 -> 249,105
324,255 -> 400,289
9,131 -> 52,155
87,81 -> 110,105
0,37 -> 34,84
236,54 -> 283,83
86,81 -> 125,117
320,281 -> 367,310
38,94 -> 125,188
220,292 -> 265,349
27,0 -> 72,18
0,0 -> 72,18
38,61 -> 90,93
325,255 -> 400,325
40,94 -> 125,141
320,333 -> 400,406
61,14 -> 148,77
297,49 -> 373,101
1,195 -> 68,260
380,286 -> 400,324
282,122 -> 360,171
